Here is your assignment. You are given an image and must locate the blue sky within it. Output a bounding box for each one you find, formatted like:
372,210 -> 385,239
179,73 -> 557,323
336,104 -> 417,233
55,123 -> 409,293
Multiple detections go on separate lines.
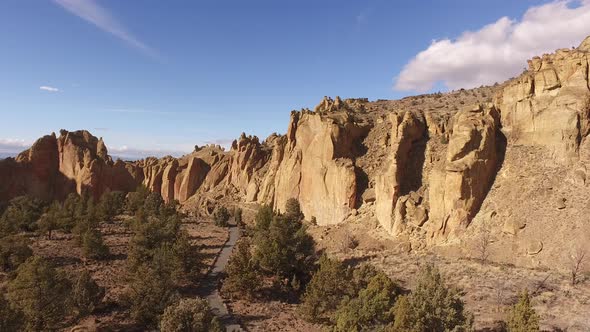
1,0 -> 588,158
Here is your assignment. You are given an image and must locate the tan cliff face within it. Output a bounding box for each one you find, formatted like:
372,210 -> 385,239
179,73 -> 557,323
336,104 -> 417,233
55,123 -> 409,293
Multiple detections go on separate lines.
497,38 -> 590,164
2,37 -> 589,267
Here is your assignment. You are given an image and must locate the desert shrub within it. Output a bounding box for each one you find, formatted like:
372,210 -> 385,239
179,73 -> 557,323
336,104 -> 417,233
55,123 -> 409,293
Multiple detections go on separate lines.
392,265 -> 473,332
37,201 -> 61,239
72,196 -> 99,243
127,212 -> 182,271
72,270 -> 105,316
58,193 -> 81,232
253,211 -> 315,282
222,238 -> 261,299
7,256 -> 72,331
0,235 -> 33,272
506,290 -> 539,332
160,298 -> 224,332
300,255 -> 352,322
126,207 -> 199,283
0,293 -> 23,331
350,264 -> 379,294
0,195 -> 44,234
125,185 -> 150,214
172,230 -> 201,277
81,228 -> 110,259
255,204 -> 274,232
143,192 -> 164,216
96,191 -> 126,222
234,207 -> 243,226
284,197 -> 304,221
214,206 -> 230,227
341,233 -> 359,252
332,271 -> 399,331
127,263 -> 178,327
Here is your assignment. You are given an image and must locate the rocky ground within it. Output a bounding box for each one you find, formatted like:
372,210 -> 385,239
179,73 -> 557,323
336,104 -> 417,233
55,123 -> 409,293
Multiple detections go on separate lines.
312,219 -> 590,332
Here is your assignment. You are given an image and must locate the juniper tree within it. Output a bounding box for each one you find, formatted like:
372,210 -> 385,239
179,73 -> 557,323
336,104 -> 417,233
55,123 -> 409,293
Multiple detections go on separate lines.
160,298 -> 224,332
7,256 -> 72,331
71,269 -> 105,316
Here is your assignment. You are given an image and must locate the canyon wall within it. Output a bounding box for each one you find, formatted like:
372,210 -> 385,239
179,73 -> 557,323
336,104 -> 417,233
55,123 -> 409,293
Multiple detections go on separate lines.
2,37 -> 589,255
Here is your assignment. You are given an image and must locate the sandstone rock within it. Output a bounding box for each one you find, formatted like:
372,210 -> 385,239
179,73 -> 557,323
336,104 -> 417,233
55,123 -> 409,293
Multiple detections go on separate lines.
429,104 -> 500,240
271,110 -> 368,225
375,111 -> 426,235
361,188 -> 376,203
498,40 -> 590,164
177,157 -> 208,202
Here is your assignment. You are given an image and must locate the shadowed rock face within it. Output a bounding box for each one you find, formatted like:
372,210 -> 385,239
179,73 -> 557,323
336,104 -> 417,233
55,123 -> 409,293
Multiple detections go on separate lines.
2,37 -> 590,254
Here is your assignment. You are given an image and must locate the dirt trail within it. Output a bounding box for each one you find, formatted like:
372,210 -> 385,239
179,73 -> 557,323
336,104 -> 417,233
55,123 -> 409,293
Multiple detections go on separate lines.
197,222 -> 243,331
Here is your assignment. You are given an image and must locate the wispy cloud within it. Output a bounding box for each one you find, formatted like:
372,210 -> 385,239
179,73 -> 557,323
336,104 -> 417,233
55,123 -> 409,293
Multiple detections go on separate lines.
53,0 -> 158,58
40,86 -> 60,92
395,0 -> 590,92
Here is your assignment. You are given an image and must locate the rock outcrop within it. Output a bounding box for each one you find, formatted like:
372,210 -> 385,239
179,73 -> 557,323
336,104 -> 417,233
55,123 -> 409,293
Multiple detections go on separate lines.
428,104 -> 500,240
0,130 -> 141,202
375,111 -> 426,234
497,39 -> 590,163
269,109 -> 368,224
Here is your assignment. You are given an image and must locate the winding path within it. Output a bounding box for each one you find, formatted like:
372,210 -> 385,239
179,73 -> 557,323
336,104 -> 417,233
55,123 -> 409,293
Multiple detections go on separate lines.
197,222 -> 243,331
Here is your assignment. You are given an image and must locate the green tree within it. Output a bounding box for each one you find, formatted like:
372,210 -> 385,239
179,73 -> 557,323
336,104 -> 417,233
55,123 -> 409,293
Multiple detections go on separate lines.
143,192 -> 164,217
96,191 -> 126,222
392,265 -> 473,332
72,270 -> 105,316
7,256 -> 72,331
254,204 -> 273,232
0,293 -> 23,331
160,298 -> 224,332
332,271 -> 398,331
81,227 -> 110,259
0,235 -> 33,272
127,213 -> 181,271
172,230 -> 200,277
37,201 -> 61,239
72,195 -> 99,244
253,212 -> 315,282
222,238 -> 261,299
300,255 -> 352,322
127,263 -> 177,327
506,290 -> 540,332
125,185 -> 150,214
214,206 -> 230,227
58,193 -> 80,232
234,207 -> 243,226
0,196 -> 44,234
284,197 -> 304,221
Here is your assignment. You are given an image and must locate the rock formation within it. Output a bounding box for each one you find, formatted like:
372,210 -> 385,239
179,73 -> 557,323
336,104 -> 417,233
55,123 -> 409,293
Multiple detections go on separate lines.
2,36 -> 590,264
497,38 -> 590,163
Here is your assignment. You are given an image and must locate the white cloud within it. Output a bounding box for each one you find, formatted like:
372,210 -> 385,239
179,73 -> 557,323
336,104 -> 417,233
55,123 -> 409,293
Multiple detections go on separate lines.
54,0 -> 158,58
108,145 -> 188,160
394,0 -> 590,92
0,139 -> 31,154
40,86 -> 60,92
